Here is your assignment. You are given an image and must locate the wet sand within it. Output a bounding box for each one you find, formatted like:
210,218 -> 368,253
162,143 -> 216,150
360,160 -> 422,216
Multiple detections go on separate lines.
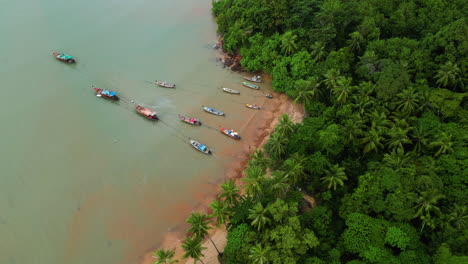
140,78 -> 304,264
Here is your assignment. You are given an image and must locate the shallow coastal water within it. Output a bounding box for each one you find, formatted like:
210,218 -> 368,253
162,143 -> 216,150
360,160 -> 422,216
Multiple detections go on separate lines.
0,0 -> 272,263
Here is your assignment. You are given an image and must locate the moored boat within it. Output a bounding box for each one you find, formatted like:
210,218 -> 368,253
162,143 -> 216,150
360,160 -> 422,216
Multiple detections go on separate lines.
190,139 -> 211,154
265,94 -> 273,99
220,128 -> 241,140
135,105 -> 158,120
242,82 -> 260,90
179,115 -> 202,126
243,75 -> 263,83
52,51 -> 76,63
245,104 -> 261,110
155,80 -> 176,88
93,86 -> 119,100
203,106 -> 224,116
222,88 -> 240,95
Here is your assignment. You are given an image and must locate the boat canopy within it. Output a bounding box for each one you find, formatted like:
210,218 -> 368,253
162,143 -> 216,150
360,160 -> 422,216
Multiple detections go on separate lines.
59,54 -> 73,60
199,145 -> 206,151
102,90 -> 116,96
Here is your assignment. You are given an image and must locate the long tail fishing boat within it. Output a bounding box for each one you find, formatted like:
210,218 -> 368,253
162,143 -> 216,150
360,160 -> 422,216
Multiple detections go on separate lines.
179,115 -> 202,126
52,51 -> 76,63
155,80 -> 176,88
245,103 -> 261,110
242,82 -> 260,90
203,106 -> 224,116
222,87 -> 240,95
190,139 -> 211,154
220,128 -> 241,140
135,105 -> 158,120
243,75 -> 263,83
93,87 -> 119,100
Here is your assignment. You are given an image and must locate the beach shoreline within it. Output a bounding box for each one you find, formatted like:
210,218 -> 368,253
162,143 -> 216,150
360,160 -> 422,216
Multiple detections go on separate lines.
140,76 -> 304,263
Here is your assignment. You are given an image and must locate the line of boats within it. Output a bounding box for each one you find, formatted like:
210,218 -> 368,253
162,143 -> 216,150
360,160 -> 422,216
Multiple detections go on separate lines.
53,51 -> 272,155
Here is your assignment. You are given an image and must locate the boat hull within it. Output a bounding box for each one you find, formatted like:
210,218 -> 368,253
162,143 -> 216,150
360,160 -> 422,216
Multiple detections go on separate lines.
222,88 -> 240,95
203,106 -> 224,116
245,104 -> 261,110
220,128 -> 241,140
135,105 -> 159,120
243,76 -> 263,83
52,52 -> 76,63
93,88 -> 119,100
179,115 -> 202,126
242,82 -> 260,90
190,139 -> 211,154
155,81 -> 176,88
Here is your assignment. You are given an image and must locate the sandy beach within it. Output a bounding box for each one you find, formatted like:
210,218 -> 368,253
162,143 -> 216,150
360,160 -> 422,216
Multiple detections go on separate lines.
140,79 -> 304,264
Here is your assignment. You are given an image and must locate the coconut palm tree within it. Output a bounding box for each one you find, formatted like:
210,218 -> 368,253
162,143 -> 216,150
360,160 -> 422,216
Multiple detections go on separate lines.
321,164 -> 347,191
448,204 -> 468,230
186,212 -> 220,255
242,174 -> 265,199
276,114 -> 296,137
270,171 -> 289,197
281,153 -> 307,185
182,236 -> 206,264
348,31 -> 365,53
435,61 -> 465,91
293,77 -> 322,108
265,132 -> 288,160
249,243 -> 271,264
429,132 -> 454,157
322,68 -> 341,91
411,126 -> 429,153
382,148 -> 413,169
310,41 -> 327,62
281,31 -> 298,55
248,202 -> 271,231
332,77 -> 353,104
209,200 -> 229,227
152,249 -> 178,264
395,87 -> 420,115
248,149 -> 271,170
413,189 -> 445,219
218,179 -> 240,207
386,126 -> 411,152
361,128 -> 385,153
367,111 -> 391,132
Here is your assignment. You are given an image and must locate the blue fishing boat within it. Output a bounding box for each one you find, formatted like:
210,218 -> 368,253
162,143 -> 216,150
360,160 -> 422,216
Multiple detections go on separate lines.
190,139 -> 211,154
203,106 -> 224,116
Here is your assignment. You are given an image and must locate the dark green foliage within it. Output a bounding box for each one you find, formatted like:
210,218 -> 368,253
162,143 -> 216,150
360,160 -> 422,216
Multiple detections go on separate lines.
212,0 -> 467,262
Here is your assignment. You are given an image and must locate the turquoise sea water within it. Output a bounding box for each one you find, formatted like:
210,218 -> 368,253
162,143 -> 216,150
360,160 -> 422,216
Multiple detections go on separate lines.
0,0 -> 270,263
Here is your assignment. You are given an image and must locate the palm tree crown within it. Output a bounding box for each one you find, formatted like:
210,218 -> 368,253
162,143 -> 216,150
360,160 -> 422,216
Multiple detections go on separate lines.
321,164 -> 347,190
152,249 -> 178,264
182,236 -> 206,264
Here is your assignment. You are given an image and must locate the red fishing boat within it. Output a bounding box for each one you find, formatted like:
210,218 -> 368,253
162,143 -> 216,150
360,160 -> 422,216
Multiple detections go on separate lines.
179,115 -> 202,126
220,128 -> 241,140
52,51 -> 76,63
135,105 -> 158,120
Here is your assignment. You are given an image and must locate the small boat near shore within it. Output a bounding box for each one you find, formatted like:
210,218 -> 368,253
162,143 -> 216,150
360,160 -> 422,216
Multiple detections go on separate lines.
242,82 -> 260,90
220,128 -> 241,140
93,86 -> 119,100
266,94 -> 273,99
190,139 -> 211,154
222,88 -> 240,95
155,80 -> 176,88
179,115 -> 202,126
246,104 -> 261,110
135,105 -> 158,120
52,51 -> 75,63
203,106 -> 224,116
243,75 -> 263,83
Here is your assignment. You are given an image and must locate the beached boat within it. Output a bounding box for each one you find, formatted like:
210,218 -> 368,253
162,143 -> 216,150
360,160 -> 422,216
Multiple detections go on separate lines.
220,128 -> 241,140
93,87 -> 119,100
243,75 -> 263,83
135,105 -> 158,120
245,104 -> 261,110
242,82 -> 260,90
155,80 -> 176,88
52,51 -> 75,63
179,115 -> 202,126
222,88 -> 240,95
203,106 -> 224,116
190,139 -> 211,154
265,94 -> 273,99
